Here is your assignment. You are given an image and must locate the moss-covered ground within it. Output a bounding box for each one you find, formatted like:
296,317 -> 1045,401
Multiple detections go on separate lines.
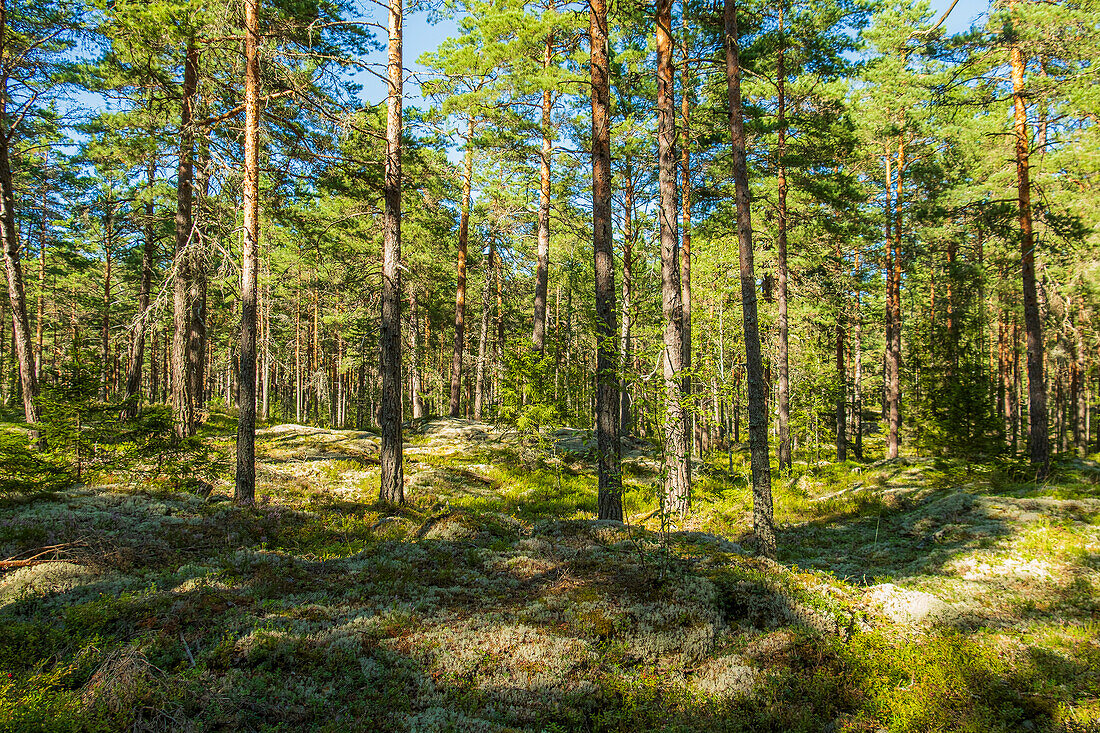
1,417 -> 1098,731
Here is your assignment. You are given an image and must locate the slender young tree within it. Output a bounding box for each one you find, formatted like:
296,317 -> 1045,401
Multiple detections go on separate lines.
235,0 -> 260,505
591,0 -> 621,521
379,0 -> 404,503
726,0 -> 775,557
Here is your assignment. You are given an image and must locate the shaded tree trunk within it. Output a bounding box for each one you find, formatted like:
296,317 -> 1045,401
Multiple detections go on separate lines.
172,38 -> 199,440
379,0 -> 404,503
591,0 -> 622,521
235,0 -> 260,505
726,0 -> 775,557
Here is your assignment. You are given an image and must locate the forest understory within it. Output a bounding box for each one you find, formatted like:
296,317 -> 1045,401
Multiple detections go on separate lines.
2,415 -> 1099,732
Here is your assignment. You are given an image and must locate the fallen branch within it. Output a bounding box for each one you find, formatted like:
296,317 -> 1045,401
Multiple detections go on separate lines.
0,541 -> 87,569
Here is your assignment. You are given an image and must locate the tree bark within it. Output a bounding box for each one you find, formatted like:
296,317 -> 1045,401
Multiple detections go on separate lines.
657,0 -> 689,518
379,0 -> 404,503
726,0 -> 775,557
1010,14 -> 1049,475
532,33 -> 553,352
235,0 -> 260,505
449,118 -> 474,418
591,0 -> 622,521
172,38 -> 199,439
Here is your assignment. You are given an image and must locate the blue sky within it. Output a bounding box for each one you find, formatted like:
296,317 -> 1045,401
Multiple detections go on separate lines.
356,0 -> 993,107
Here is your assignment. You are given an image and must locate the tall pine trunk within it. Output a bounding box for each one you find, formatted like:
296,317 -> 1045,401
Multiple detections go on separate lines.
235,0 -> 260,505
172,38 -> 199,439
726,0 -> 775,557
657,0 -> 689,518
532,34 -> 553,352
379,0 -> 404,503
1010,11 -> 1048,475
590,0 -> 622,521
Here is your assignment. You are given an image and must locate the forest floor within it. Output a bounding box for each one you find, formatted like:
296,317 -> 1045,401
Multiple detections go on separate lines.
2,416 -> 1099,732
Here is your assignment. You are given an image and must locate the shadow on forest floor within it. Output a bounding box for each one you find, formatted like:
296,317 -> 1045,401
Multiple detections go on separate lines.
1,417 -> 1099,732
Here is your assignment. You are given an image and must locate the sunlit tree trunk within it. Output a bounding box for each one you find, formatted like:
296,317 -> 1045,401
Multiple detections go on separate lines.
657,0 -> 689,518
235,0 -> 260,505
379,0 -> 404,503
532,34 -> 553,352
1009,11 -> 1048,475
